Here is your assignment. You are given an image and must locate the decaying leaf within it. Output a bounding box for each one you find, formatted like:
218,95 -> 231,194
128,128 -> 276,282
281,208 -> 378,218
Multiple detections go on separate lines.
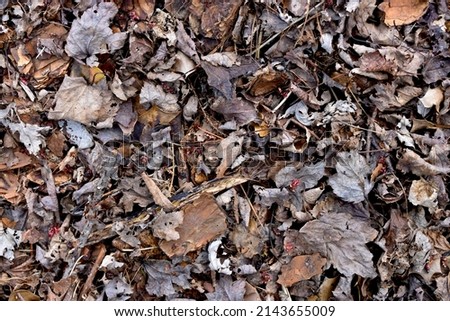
65,3 -> 127,63
144,260 -> 191,297
49,76 -> 118,128
287,212 -> 378,278
328,150 -> 373,203
277,254 -> 327,287
160,194 -> 228,257
379,0 -> 429,26
151,210 -> 184,241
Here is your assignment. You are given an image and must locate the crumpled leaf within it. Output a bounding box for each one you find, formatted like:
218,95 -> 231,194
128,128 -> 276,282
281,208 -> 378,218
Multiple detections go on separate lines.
275,161 -> 325,189
397,148 -> 450,176
104,276 -> 133,301
6,121 -> 50,156
65,3 -> 127,63
139,81 -> 180,112
408,179 -> 438,208
206,275 -> 246,301
211,97 -> 257,126
144,260 -> 191,297
0,224 -> 22,261
49,76 -> 118,128
328,150 -> 373,203
288,212 -> 378,278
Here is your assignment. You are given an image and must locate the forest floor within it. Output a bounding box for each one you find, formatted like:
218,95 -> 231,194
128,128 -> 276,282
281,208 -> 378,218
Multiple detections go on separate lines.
1,0 -> 450,301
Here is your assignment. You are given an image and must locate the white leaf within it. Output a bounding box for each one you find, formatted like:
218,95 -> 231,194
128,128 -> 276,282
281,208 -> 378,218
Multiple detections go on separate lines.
7,122 -> 50,155
0,225 -> 22,261
139,81 -> 180,112
60,120 -> 94,149
328,150 -> 373,203
208,239 -> 232,275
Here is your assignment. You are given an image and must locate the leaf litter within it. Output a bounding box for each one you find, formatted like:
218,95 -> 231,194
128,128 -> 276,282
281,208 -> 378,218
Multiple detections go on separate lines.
0,0 -> 450,301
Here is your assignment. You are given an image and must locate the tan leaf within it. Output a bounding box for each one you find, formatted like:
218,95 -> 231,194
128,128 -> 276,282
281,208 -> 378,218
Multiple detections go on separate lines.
277,254 -> 327,287
141,172 -> 174,211
379,0 -> 429,26
49,76 -> 118,128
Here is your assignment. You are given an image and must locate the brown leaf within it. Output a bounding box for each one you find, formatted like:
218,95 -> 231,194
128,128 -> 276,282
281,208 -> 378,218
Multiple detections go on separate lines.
277,254 -> 327,287
160,194 -> 227,257
141,172 -> 174,210
379,0 -> 429,26
0,172 -> 22,204
249,70 -> 290,96
397,149 -> 450,176
211,97 -> 258,126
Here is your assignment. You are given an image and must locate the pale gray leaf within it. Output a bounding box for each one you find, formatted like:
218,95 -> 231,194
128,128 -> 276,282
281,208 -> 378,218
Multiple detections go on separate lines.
144,260 -> 191,297
295,212 -> 378,278
275,161 -> 325,189
104,276 -> 133,301
65,3 -> 126,61
328,150 -> 373,203
7,122 -> 50,155
140,81 -> 180,112
205,275 -> 246,301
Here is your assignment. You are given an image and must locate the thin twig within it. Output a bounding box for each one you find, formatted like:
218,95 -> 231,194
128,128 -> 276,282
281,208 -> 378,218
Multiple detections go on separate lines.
79,244 -> 107,299
250,1 -> 324,56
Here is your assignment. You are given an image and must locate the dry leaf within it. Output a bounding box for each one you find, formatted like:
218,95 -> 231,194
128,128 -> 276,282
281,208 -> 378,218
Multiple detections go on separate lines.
65,3 -> 127,62
287,212 -> 378,278
139,81 -> 180,112
141,172 -> 174,210
277,254 -> 327,287
49,76 -> 118,128
408,178 -> 438,208
144,260 -> 191,297
328,150 -> 373,203
0,223 -> 22,261
211,97 -> 258,126
205,275 -> 246,301
151,211 -> 184,241
160,194 -> 227,257
379,0 -> 429,26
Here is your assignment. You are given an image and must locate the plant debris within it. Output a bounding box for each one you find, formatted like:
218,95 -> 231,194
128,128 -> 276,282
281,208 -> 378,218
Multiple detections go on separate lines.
1,0 -> 450,301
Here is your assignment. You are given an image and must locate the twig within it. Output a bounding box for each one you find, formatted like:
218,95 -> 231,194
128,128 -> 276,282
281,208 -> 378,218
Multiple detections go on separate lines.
79,243 -> 107,300
250,1 -> 324,56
